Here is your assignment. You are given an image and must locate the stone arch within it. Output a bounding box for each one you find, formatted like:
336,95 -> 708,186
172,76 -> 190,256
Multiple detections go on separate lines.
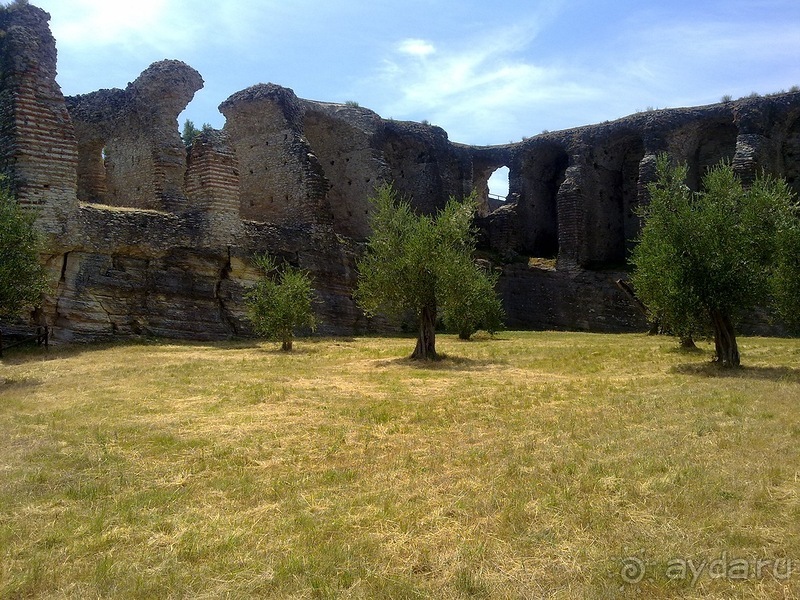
471,159 -> 507,217
487,166 -> 510,211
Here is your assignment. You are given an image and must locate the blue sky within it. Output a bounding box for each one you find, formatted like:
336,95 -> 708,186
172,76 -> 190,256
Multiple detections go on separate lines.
29,0 -> 800,186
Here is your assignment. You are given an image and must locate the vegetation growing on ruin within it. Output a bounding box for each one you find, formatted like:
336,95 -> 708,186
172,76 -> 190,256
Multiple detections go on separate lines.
1,332 -> 799,598
0,0 -> 31,13
180,119 -> 213,147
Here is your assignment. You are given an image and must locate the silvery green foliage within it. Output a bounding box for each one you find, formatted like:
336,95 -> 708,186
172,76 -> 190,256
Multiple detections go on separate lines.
631,155 -> 799,366
245,255 -> 316,351
355,183 -> 503,358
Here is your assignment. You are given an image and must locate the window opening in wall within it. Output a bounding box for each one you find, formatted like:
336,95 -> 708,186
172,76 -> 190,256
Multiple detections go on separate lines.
77,141 -> 110,204
487,166 -> 509,205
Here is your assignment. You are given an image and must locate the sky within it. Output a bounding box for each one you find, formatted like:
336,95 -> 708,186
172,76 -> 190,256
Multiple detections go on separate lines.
24,0 -> 800,195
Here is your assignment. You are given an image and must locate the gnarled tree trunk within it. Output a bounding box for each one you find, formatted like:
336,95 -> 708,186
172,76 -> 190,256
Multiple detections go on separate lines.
281,338 -> 293,352
411,303 -> 437,360
710,309 -> 740,368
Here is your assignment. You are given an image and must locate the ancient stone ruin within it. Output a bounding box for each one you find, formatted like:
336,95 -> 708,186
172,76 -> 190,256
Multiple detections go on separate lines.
2,3 -> 799,341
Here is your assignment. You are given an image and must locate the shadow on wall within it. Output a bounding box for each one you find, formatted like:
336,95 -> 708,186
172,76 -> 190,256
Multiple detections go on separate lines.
517,143 -> 568,260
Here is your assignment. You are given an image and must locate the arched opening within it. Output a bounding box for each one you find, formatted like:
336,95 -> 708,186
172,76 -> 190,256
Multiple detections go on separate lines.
76,138 -> 109,204
487,166 -> 509,211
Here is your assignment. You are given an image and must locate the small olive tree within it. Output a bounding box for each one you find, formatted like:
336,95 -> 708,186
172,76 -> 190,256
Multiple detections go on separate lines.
440,257 -> 504,340
355,183 -> 503,359
244,255 -> 316,351
0,183 -> 47,322
772,205 -> 800,332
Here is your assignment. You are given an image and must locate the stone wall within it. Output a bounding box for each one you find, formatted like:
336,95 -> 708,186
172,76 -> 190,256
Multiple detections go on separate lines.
67,61 -> 204,212
0,3 -> 77,239
301,103 -> 388,239
2,2 -> 800,341
219,84 -> 333,227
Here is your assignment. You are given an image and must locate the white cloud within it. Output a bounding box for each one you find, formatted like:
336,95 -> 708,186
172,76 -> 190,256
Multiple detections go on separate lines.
38,0 -> 266,59
592,16 -> 800,116
46,0 -> 170,48
369,24 -> 601,143
397,38 -> 436,58
363,0 -> 800,145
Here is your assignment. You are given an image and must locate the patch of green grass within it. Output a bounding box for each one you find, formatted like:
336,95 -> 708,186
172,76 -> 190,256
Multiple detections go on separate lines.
1,332 -> 799,598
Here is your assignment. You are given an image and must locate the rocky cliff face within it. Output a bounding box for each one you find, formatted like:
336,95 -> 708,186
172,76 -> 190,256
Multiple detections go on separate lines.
1,3 -> 798,341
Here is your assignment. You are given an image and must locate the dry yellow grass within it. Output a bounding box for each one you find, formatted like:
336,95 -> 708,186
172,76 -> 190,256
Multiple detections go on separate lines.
1,332 -> 799,598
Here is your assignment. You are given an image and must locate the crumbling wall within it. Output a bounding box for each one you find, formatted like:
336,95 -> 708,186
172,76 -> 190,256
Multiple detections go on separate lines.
381,121 -> 476,216
184,128 -> 241,244
3,2 -> 800,341
301,103 -> 387,239
67,60 -> 203,212
0,3 -> 77,238
578,133 -> 645,266
0,4 -> 364,342
513,140 -> 569,258
668,118 -> 738,191
219,84 -> 332,227
782,116 -> 800,198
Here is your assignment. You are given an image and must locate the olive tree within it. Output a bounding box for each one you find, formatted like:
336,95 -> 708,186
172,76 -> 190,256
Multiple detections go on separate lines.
355,184 -> 503,359
631,155 -> 799,368
244,255 -> 316,351
440,256 -> 504,340
0,184 -> 47,321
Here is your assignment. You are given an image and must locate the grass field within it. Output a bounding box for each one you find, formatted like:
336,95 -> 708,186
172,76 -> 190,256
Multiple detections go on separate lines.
1,332 -> 799,599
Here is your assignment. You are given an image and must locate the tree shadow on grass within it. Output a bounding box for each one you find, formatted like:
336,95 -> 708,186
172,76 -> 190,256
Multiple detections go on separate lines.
375,354 -> 500,371
255,345 -> 320,356
464,332 -> 513,343
0,376 -> 42,392
671,362 -> 800,383
1,336 -> 275,364
0,345 -> 58,366
666,344 -> 707,355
